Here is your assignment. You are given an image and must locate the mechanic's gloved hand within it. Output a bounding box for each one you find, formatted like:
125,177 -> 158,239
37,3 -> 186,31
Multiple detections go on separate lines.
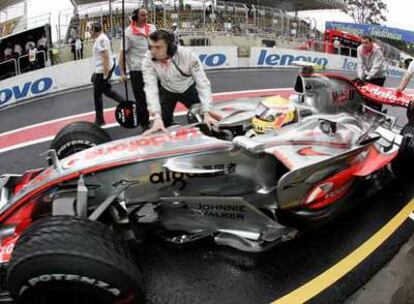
203,111 -> 221,128
143,116 -> 166,136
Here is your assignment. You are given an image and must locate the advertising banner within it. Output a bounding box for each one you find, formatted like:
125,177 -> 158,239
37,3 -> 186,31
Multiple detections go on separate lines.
326,21 -> 414,43
250,47 -> 406,78
0,46 -> 238,108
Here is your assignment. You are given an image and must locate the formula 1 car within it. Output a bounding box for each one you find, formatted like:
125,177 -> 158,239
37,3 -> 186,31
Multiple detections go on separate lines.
0,64 -> 413,304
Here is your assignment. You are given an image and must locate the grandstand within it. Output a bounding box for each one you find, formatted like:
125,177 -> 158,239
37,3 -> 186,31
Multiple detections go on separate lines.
0,16 -> 20,37
0,0 -> 409,81
0,0 -> 52,80
63,0 -> 317,44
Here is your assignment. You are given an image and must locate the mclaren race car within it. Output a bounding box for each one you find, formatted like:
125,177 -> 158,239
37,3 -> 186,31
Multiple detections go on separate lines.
0,65 -> 413,304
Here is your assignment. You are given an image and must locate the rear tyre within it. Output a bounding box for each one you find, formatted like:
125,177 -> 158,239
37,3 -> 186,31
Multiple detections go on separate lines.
391,123 -> 414,179
7,216 -> 145,304
50,121 -> 111,160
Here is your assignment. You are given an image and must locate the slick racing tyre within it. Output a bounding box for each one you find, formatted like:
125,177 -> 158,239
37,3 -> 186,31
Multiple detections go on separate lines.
50,121 -> 111,160
7,216 -> 145,304
391,123 -> 414,179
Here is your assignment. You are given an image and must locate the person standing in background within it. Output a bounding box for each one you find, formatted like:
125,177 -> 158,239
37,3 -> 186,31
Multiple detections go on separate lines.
74,34 -> 83,60
37,34 -> 48,52
396,60 -> 414,93
3,44 -> 12,59
13,42 -> 23,57
25,38 -> 36,53
356,35 -> 386,86
118,8 -> 156,131
142,30 -> 218,134
90,23 -> 124,126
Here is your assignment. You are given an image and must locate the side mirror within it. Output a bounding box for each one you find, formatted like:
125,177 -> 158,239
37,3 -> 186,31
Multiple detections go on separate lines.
319,119 -> 337,136
356,134 -> 380,146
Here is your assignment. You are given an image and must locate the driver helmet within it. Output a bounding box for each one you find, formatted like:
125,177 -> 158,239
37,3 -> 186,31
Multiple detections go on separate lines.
252,96 -> 296,133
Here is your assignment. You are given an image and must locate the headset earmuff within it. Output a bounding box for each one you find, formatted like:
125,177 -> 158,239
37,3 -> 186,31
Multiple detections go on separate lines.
163,29 -> 177,57
131,8 -> 140,22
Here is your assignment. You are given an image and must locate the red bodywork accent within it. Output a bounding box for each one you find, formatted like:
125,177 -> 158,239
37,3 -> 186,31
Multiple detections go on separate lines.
297,147 -> 331,157
13,168 -> 43,194
318,72 -> 413,109
304,166 -> 356,209
0,235 -> 19,263
358,83 -> 412,108
354,145 -> 398,177
0,200 -> 38,263
304,143 -> 396,210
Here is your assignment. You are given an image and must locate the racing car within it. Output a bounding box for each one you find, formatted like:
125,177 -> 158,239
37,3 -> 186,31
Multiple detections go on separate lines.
0,64 -> 413,303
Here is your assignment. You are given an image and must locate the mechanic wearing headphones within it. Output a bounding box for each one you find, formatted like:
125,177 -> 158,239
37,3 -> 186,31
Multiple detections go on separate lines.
142,29 -> 218,134
90,23 -> 124,126
118,8 -> 156,130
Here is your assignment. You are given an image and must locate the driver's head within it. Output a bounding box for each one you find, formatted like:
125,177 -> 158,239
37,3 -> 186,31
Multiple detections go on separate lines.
252,96 -> 296,133
361,35 -> 373,52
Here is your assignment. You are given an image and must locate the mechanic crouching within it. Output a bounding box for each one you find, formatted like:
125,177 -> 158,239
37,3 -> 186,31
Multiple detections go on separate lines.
355,35 -> 387,87
142,29 -> 219,134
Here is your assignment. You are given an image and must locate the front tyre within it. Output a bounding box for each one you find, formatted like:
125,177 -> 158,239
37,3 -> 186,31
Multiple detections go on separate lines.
7,216 -> 145,304
50,121 -> 111,160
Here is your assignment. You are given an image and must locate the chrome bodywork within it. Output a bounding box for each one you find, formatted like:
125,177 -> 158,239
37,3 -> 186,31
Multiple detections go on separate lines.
0,72 -> 406,253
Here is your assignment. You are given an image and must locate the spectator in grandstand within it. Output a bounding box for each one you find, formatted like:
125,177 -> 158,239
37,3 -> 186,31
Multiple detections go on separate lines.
3,44 -> 12,60
28,43 -> 38,71
396,60 -> 414,93
25,38 -> 36,53
90,22 -> 124,126
355,35 -> 386,87
118,8 -> 156,130
13,42 -> 23,57
142,30 -> 218,134
37,34 -> 48,51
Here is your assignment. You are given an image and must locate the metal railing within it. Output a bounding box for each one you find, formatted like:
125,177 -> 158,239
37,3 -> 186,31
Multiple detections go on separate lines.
0,50 -> 47,80
0,58 -> 18,80
17,50 -> 47,74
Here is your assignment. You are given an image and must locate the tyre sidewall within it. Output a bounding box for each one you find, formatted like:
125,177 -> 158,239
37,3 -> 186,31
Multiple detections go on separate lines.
9,254 -> 143,304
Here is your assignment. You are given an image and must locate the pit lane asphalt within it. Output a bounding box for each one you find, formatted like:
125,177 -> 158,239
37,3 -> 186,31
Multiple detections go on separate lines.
1,68 -> 414,304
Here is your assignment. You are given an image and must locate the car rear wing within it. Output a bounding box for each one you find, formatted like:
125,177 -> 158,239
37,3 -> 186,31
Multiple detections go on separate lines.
358,83 -> 413,109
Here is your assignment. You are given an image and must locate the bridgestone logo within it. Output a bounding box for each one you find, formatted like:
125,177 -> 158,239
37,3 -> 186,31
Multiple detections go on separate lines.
19,274 -> 121,297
